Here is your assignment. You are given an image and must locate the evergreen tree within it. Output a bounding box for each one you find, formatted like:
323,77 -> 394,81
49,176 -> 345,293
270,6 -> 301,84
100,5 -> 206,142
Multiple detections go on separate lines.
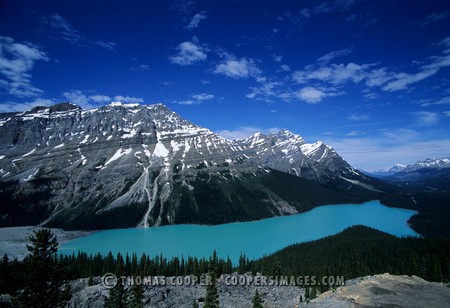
204,264 -> 220,308
252,290 -> 263,308
129,283 -> 144,308
238,254 -> 247,274
105,253 -> 128,308
304,287 -> 310,302
87,276 -> 94,286
0,254 -> 8,294
18,229 -> 70,307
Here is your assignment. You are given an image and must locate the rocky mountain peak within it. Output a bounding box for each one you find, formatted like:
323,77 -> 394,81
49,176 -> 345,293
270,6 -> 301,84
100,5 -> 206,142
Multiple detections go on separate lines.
0,102 -> 373,229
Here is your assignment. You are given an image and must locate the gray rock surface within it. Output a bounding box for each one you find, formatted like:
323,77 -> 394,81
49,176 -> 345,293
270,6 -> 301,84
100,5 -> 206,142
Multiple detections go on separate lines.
66,274 -> 304,308
304,273 -> 450,308
0,102 -> 376,230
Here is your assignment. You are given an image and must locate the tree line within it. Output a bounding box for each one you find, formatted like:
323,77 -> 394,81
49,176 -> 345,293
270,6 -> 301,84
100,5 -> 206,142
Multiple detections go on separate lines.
1,225 -> 450,306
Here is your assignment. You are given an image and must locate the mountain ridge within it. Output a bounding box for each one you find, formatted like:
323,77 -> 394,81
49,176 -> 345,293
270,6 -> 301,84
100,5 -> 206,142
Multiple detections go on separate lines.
0,102 -> 398,230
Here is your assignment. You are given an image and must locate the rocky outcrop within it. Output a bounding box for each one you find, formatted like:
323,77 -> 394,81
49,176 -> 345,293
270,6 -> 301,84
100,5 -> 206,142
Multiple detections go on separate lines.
304,273 -> 450,307
66,274 -> 303,308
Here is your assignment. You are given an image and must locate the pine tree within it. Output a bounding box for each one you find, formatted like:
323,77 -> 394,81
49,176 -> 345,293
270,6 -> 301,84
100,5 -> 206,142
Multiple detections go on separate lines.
87,276 -> 94,286
304,287 -> 310,302
0,254 -> 8,294
252,290 -> 263,308
105,253 -> 128,308
129,283 -> 144,308
204,264 -> 220,308
18,229 -> 70,307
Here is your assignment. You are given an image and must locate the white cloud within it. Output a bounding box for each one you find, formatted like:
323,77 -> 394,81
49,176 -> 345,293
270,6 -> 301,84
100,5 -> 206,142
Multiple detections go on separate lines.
169,41 -> 207,65
62,91 -> 143,109
295,86 -> 340,104
214,57 -> 261,79
420,96 -> 450,107
192,93 -> 214,101
89,95 -> 111,103
43,13 -> 116,50
43,13 -> 83,44
246,81 -> 281,102
324,129 -> 450,170
382,68 -> 439,91
273,55 -> 283,62
297,87 -> 325,103
187,12 -> 207,29
345,130 -> 362,136
444,111 -> 450,117
0,36 -> 49,97
113,95 -> 144,103
216,126 -> 280,140
300,0 -> 355,19
348,114 -> 369,121
0,98 -> 55,113
94,40 -> 116,50
130,64 -> 151,72
420,11 -> 450,27
173,93 -> 215,105
62,90 -> 96,109
290,38 -> 450,94
412,111 -> 439,127
280,64 -> 291,71
317,48 -> 353,63
293,62 -> 373,85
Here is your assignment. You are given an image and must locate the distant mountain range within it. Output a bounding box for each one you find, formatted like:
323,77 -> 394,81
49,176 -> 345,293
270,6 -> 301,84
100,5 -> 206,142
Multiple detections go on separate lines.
0,102 -> 409,229
368,158 -> 450,192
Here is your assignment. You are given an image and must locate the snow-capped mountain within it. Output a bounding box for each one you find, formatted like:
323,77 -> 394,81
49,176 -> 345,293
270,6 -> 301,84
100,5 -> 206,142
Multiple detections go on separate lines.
380,157 -> 450,190
370,164 -> 407,177
0,102 -> 377,229
402,157 -> 450,172
371,158 -> 450,178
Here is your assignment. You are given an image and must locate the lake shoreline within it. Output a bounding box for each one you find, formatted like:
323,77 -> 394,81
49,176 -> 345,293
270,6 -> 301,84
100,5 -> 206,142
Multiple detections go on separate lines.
58,201 -> 419,264
0,226 -> 95,261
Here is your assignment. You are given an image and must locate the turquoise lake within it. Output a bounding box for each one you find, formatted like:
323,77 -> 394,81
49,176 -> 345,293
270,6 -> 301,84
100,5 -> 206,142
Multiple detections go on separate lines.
59,201 -> 419,263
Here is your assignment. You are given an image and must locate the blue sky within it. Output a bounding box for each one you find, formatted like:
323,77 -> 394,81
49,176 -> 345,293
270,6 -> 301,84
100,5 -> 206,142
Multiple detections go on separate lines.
0,0 -> 449,170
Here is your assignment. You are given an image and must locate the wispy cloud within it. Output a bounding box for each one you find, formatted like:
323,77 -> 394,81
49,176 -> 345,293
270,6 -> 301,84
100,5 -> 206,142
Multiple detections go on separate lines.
169,40 -> 207,65
345,130 -> 363,137
420,11 -> 450,27
0,36 -> 49,98
296,87 -> 326,104
214,56 -> 261,79
42,13 -> 116,50
317,48 -> 353,63
130,64 -> 151,72
347,114 -> 369,121
324,128 -> 450,170
216,126 -> 280,140
0,98 -> 55,113
43,13 -> 83,44
291,37 -> 450,94
113,95 -> 144,103
62,90 -> 103,109
412,111 -> 439,127
173,92 -> 215,105
246,81 -> 281,102
187,12 -> 207,29
293,62 -> 374,85
94,40 -> 116,50
300,0 -> 355,19
62,90 -> 143,109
